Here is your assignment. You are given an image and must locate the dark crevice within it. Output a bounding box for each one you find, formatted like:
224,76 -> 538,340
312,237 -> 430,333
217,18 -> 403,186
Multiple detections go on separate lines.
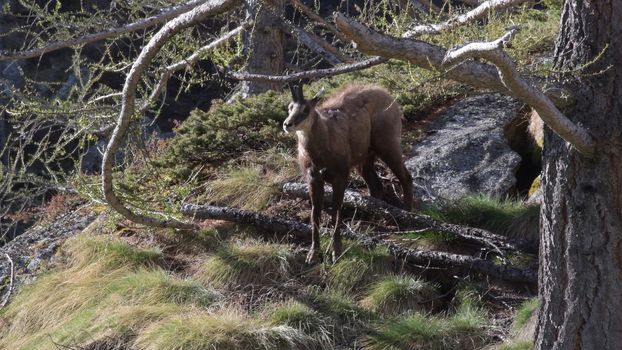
504,109 -> 542,198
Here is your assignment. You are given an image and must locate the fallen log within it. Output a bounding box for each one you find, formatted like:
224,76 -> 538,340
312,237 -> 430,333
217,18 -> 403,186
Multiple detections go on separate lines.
180,203 -> 537,284
282,182 -> 538,254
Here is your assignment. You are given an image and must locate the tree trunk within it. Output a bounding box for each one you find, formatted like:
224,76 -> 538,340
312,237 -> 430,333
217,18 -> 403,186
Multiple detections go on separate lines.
238,0 -> 285,96
536,0 -> 622,348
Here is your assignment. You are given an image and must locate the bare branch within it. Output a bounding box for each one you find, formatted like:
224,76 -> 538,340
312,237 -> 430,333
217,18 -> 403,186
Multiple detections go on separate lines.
0,254 -> 14,310
287,0 -> 350,44
403,0 -> 529,37
333,13 -> 573,107
227,56 -> 387,83
141,22 -> 251,113
0,0 -> 211,61
102,0 -> 242,230
443,29 -> 595,155
280,22 -> 354,65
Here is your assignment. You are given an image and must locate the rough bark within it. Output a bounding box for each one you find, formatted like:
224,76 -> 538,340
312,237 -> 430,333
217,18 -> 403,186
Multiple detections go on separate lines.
237,0 -> 285,95
283,182 -> 537,253
536,0 -> 622,349
180,203 -> 537,283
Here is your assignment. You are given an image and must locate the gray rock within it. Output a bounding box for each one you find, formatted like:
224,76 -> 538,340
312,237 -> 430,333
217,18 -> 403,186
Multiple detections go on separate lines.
406,94 -> 523,203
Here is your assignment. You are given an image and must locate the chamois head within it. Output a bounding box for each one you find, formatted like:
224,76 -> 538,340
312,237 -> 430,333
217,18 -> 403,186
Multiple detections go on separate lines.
283,83 -> 323,133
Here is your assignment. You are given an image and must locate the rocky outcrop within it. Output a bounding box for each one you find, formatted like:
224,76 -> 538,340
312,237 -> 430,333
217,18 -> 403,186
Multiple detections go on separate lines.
406,94 -> 524,203
0,207 -> 98,301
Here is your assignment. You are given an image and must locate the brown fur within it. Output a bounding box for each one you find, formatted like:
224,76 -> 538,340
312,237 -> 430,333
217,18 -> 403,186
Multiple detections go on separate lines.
284,83 -> 415,263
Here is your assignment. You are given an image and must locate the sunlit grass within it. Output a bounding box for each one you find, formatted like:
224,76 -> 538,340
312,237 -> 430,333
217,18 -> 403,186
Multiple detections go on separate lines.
195,239 -> 300,288
361,275 -> 439,316
364,298 -> 490,350
423,195 -> 540,240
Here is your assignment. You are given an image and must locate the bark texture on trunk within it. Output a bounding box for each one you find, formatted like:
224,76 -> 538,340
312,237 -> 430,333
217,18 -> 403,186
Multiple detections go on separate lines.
536,0 -> 622,349
238,0 -> 285,95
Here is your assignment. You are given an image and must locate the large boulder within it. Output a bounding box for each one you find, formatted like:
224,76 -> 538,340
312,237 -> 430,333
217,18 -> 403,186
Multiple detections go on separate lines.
406,94 -> 523,203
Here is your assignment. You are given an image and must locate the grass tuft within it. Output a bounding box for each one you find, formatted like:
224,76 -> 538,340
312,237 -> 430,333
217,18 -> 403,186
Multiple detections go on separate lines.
498,339 -> 534,350
195,240 -> 299,288
423,195 -> 540,241
63,234 -> 162,268
327,242 -> 393,292
0,234 -> 218,349
135,310 -> 315,350
267,299 -> 332,347
361,275 -> 439,316
364,298 -> 490,350
514,298 -> 538,331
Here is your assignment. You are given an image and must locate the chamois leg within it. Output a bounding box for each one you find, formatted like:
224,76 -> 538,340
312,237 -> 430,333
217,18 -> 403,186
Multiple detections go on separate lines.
377,149 -> 415,211
359,156 -> 384,199
330,175 -> 347,263
307,174 -> 324,264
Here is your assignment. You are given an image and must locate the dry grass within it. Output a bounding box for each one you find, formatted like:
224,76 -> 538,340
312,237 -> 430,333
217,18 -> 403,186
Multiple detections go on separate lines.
361,275 -> 439,316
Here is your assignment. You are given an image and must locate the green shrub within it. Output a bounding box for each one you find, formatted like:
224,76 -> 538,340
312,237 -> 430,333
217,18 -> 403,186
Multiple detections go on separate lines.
158,90 -> 294,179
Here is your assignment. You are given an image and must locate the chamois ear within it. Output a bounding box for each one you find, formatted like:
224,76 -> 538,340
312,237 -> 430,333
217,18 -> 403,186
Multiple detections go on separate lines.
311,87 -> 325,103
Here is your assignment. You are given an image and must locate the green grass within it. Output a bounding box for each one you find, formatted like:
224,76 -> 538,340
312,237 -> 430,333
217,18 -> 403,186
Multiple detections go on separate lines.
364,299 -> 490,350
498,340 -> 534,350
0,234 -> 219,349
195,240 -> 300,288
267,299 -> 332,347
423,195 -> 540,241
327,242 -> 393,293
361,275 -> 439,316
135,310 -> 314,350
514,298 -> 538,330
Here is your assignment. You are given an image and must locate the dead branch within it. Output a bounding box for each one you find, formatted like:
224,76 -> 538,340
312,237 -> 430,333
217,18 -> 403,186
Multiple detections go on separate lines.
333,13 -> 572,108
0,253 -> 14,309
287,0 -> 350,44
442,29 -> 595,155
180,203 -> 537,283
0,0 -> 210,61
141,22 -> 251,113
280,22 -> 354,65
282,182 -> 537,253
102,0 -> 242,230
403,0 -> 530,37
227,56 -> 387,82
180,203 -> 310,241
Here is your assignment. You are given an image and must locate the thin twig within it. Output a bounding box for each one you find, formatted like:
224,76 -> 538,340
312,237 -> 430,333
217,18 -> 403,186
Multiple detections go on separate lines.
0,0 -> 210,61
227,56 -> 387,83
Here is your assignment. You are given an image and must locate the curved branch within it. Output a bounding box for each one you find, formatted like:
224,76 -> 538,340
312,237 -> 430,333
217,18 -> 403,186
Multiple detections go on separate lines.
227,56 -> 387,83
403,0 -> 529,37
333,12 -> 573,108
0,0 -> 211,61
102,0 -> 242,230
443,29 -> 595,155
141,22 -> 251,113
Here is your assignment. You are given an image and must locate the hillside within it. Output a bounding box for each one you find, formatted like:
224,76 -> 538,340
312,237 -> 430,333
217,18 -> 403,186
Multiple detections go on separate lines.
0,1 -> 564,349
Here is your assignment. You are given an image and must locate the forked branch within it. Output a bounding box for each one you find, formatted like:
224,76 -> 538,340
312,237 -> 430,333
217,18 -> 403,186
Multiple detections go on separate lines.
141,22 -> 251,113
102,0 -> 242,230
442,28 -> 595,155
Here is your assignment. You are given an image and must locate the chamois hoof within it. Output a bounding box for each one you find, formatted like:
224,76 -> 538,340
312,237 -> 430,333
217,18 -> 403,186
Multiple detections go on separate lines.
305,250 -> 323,266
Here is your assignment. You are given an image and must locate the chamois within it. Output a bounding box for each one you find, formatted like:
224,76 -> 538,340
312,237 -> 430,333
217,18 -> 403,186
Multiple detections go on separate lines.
284,83 -> 414,263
